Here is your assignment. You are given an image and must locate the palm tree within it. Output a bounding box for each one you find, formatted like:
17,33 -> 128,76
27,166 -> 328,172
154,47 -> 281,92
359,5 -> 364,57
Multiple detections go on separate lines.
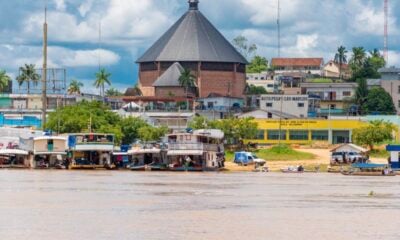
178,68 -> 196,110
16,64 -> 40,94
349,47 -> 367,73
334,46 -> 348,79
133,83 -> 142,96
0,70 -> 10,93
94,68 -> 111,97
105,88 -> 123,97
68,79 -> 84,95
369,48 -> 381,58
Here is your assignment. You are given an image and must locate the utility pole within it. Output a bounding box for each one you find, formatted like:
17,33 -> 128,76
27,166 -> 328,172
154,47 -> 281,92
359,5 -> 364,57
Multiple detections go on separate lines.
384,0 -> 389,64
41,0 -> 48,129
277,0 -> 281,58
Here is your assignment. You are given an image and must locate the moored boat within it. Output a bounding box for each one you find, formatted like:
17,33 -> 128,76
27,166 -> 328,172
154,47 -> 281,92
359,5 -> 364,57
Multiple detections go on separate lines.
341,163 -> 396,176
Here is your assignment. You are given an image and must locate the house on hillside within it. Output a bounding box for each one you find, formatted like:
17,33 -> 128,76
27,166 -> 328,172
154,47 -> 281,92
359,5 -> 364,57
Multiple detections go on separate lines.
271,58 -> 324,75
323,60 -> 351,79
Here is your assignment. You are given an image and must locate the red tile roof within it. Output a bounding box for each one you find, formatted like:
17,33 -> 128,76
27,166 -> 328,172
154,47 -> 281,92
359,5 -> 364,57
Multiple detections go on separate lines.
326,60 -> 349,70
271,58 -> 324,67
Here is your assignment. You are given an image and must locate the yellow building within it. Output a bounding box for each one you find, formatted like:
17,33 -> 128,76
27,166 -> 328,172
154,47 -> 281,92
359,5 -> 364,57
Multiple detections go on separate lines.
247,119 -> 369,145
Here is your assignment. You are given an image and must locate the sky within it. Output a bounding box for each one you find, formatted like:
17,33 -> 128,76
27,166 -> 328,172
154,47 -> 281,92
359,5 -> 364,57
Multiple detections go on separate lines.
0,0 -> 399,93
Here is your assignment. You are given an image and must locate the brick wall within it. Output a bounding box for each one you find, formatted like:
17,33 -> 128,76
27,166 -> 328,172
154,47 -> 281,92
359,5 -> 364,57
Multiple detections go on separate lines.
200,71 -> 245,98
155,87 -> 186,98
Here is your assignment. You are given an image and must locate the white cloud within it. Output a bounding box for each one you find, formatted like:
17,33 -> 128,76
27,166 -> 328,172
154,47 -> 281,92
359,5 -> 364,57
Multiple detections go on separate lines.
388,51 -> 400,67
54,0 -> 66,11
59,48 -> 120,67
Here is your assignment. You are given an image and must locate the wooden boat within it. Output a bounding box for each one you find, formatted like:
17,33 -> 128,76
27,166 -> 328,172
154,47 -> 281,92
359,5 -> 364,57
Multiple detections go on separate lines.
342,163 -> 396,177
129,165 -> 150,171
341,171 -> 396,176
169,166 -> 203,172
281,169 -> 304,173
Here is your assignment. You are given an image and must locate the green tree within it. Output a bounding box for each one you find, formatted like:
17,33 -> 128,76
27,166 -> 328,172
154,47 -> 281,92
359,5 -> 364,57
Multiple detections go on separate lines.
120,117 -> 149,145
246,84 -> 268,95
106,87 -> 123,97
354,78 -> 368,114
349,47 -> 367,79
138,125 -> 168,143
16,64 -> 40,94
232,35 -> 257,60
179,68 -> 196,110
236,117 -> 258,142
94,68 -> 111,97
68,79 -> 84,95
0,69 -> 10,92
353,120 -> 395,150
247,55 -> 268,73
46,101 -> 123,142
334,46 -> 348,79
364,87 -> 395,115
188,115 -> 211,129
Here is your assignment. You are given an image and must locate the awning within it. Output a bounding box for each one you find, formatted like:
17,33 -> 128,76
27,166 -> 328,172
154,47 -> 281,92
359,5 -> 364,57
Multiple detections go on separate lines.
0,149 -> 29,156
34,152 -> 67,155
112,152 -> 129,156
352,163 -> 387,169
128,149 -> 161,155
167,150 -> 203,156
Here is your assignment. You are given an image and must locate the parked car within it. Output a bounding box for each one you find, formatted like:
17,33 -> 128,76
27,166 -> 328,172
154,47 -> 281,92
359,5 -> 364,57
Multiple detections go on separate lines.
234,152 -> 266,166
331,151 -> 366,164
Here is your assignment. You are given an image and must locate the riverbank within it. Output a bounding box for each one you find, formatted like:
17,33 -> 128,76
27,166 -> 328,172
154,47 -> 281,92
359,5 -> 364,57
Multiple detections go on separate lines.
223,148 -> 389,172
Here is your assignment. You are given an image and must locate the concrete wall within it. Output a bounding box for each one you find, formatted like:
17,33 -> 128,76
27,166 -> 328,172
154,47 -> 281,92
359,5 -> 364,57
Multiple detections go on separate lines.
260,95 -> 309,118
34,139 -> 67,153
381,80 -> 400,113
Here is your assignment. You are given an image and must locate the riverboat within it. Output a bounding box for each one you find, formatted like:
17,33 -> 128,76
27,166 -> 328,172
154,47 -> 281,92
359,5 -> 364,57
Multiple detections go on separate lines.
128,146 -> 167,171
32,136 -> 67,169
0,149 -> 30,169
166,129 -> 225,172
341,163 -> 396,176
68,133 -> 115,170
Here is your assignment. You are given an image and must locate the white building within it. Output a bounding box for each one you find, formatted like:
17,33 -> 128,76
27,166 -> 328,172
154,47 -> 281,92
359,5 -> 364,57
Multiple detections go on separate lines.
271,58 -> 324,75
246,72 -> 279,93
259,94 -> 311,118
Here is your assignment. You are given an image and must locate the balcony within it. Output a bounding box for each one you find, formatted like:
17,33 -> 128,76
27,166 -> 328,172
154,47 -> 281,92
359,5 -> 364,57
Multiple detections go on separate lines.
168,143 -> 222,152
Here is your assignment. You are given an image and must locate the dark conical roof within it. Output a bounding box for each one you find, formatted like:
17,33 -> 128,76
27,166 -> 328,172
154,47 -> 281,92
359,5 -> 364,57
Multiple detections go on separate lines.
137,1 -> 248,64
153,62 -> 184,87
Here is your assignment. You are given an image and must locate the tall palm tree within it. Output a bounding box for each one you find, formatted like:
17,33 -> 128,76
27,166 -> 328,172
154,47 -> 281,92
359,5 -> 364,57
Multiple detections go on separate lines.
0,70 -> 10,93
94,68 -> 111,97
369,48 -> 381,58
349,47 -> 367,73
68,79 -> 84,95
334,46 -> 348,79
178,68 -> 196,110
16,64 -> 40,94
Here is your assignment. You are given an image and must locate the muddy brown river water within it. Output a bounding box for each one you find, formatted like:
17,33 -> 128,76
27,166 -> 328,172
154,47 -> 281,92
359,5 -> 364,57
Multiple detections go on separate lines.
0,170 -> 399,240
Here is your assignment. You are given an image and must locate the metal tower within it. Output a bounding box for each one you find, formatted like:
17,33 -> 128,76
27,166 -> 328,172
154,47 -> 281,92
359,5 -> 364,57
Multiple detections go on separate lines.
277,0 -> 281,58
384,0 -> 388,64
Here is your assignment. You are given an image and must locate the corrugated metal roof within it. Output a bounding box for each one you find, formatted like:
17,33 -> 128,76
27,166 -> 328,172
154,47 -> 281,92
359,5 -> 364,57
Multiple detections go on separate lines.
137,2 -> 247,64
272,58 -> 323,67
153,62 -> 184,87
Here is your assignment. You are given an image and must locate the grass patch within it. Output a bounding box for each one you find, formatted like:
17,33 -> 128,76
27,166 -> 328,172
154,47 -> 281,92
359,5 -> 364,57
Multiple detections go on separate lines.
369,149 -> 389,159
225,145 -> 316,162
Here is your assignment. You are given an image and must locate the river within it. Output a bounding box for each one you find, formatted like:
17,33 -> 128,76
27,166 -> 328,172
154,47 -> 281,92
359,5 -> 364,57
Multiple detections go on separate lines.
0,170 -> 399,240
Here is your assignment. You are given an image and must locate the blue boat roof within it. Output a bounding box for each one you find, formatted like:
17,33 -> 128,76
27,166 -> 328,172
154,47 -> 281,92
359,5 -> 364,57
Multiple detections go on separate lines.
352,163 -> 387,169
386,145 -> 400,151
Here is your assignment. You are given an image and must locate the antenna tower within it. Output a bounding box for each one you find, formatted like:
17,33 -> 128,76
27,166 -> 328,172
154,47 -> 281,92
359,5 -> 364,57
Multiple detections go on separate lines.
42,0 -> 48,129
384,0 -> 388,64
277,0 -> 281,57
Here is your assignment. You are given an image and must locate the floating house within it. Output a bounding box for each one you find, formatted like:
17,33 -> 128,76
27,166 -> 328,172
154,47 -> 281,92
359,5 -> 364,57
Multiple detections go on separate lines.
68,133 -> 115,169
0,149 -> 30,168
166,129 -> 225,171
32,136 -> 67,169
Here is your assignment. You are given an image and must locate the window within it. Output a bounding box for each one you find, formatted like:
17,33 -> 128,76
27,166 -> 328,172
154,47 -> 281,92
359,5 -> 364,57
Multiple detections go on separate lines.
255,77 -> 258,80
268,112 -> 273,119
289,130 -> 309,140
267,84 -> 274,88
311,131 -> 329,141
255,130 -> 265,140
330,104 -> 336,110
297,103 -> 305,108
261,77 -> 265,80
266,102 -> 273,107
267,130 -> 286,140
343,91 -> 351,97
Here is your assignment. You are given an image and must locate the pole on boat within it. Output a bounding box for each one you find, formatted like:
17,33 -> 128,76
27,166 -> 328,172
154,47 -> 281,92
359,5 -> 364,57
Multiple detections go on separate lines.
41,0 -> 48,129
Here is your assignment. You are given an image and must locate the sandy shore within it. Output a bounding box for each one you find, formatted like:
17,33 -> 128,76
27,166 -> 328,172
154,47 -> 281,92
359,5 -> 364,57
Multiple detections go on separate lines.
224,148 -> 388,172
